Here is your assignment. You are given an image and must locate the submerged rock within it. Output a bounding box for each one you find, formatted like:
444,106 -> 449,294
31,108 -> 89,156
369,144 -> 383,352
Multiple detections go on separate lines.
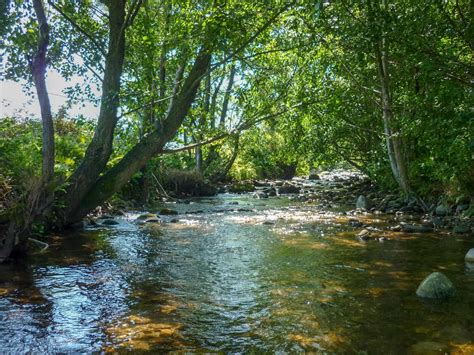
416,272 -> 455,299
101,219 -> 119,226
400,223 -> 433,233
356,195 -> 372,210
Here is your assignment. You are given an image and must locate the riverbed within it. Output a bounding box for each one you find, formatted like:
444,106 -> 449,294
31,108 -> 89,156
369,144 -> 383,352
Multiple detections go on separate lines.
1,187 -> 473,353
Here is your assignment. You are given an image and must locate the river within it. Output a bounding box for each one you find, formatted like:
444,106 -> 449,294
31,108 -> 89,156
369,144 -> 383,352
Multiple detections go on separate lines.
1,185 -> 473,353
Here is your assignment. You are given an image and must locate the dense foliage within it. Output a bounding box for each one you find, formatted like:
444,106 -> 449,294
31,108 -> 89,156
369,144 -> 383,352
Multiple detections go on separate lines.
0,0 -> 472,246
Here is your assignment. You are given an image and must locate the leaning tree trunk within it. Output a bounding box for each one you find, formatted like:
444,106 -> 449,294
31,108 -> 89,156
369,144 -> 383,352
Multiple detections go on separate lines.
66,49 -> 212,223
0,0 -> 56,262
62,1 -> 126,224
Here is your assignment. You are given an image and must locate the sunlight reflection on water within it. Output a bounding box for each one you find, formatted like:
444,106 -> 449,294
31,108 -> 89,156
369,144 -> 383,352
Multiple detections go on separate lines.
0,194 -> 473,352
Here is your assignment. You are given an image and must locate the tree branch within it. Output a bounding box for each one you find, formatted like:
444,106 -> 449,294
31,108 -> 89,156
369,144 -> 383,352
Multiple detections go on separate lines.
48,1 -> 106,57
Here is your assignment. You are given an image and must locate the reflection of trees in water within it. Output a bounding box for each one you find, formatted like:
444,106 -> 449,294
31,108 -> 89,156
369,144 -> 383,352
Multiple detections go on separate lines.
1,212 -> 473,352
0,230 -> 130,352
0,262 -> 53,352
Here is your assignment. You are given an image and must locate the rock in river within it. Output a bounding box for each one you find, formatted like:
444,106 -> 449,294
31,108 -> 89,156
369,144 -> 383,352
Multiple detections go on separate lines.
308,170 -> 320,180
416,272 -> 455,299
278,183 -> 300,194
136,213 -> 157,220
452,224 -> 471,234
159,208 -> 178,215
101,219 -> 119,226
435,204 -> 450,216
400,223 -> 433,233
356,195 -> 372,210
465,248 -> 474,263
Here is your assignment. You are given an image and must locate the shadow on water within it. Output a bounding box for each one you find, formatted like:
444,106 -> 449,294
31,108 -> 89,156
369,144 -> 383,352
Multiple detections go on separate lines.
1,194 -> 473,353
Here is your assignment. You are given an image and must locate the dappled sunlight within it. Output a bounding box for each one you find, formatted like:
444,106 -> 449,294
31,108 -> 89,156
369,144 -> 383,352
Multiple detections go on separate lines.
1,192 -> 473,352
320,280 -> 348,295
104,315 -> 182,352
289,330 -> 349,352
332,236 -> 367,248
366,287 -> 386,297
281,234 -> 329,250
450,342 -> 474,354
0,286 -> 14,297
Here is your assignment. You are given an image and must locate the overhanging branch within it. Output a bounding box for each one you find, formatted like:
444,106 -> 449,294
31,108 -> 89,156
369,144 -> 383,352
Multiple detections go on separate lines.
48,1 -> 107,57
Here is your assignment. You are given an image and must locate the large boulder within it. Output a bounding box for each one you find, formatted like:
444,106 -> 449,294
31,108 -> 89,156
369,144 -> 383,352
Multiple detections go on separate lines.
416,272 -> 455,299
356,195 -> 372,210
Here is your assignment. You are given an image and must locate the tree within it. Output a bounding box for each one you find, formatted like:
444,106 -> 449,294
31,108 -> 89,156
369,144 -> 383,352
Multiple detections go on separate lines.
1,0 -> 295,260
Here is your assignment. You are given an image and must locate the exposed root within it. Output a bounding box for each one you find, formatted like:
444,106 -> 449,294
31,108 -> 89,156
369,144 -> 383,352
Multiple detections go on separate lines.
28,237 -> 49,253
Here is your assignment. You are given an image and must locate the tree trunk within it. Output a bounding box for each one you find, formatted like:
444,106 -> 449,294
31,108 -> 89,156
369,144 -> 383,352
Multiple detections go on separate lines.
219,63 -> 236,128
374,0 -> 411,195
66,49 -> 212,222
1,0 -> 56,261
63,1 -> 127,223
32,0 -> 54,184
195,69 -> 211,173
195,145 -> 203,172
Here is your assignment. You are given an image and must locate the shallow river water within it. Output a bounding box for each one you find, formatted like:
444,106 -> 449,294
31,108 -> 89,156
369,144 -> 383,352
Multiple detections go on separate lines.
1,192 -> 473,353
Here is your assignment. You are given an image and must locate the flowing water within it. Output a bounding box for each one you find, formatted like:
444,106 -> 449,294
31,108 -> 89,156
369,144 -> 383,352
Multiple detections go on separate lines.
1,191 -> 473,353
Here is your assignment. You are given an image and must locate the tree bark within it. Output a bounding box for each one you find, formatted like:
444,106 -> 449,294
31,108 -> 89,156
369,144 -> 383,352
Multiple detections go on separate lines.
31,0 -> 54,184
67,49 -> 212,222
195,69 -> 211,172
219,63 -> 236,127
63,1 -> 127,223
1,0 -> 55,262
